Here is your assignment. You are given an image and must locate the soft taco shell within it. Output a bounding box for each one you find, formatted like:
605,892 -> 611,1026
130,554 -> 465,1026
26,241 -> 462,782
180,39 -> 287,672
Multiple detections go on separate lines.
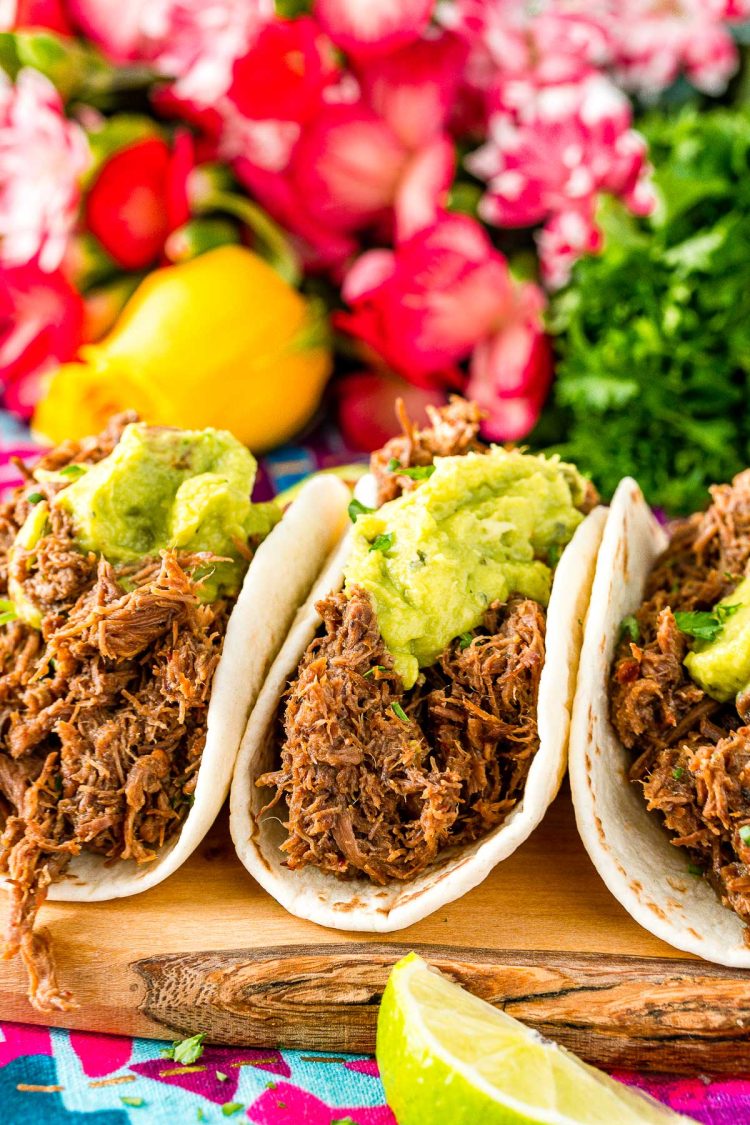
569,477 -> 750,966
230,474 -> 607,932
45,474 -> 351,902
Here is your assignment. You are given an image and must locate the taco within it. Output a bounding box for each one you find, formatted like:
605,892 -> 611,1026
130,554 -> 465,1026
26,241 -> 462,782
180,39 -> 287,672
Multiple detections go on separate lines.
0,415 -> 349,1009
570,473 -> 750,966
230,400 -> 606,931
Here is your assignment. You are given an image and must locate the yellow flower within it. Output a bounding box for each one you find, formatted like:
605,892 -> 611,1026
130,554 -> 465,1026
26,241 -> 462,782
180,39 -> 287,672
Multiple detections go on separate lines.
34,245 -> 332,451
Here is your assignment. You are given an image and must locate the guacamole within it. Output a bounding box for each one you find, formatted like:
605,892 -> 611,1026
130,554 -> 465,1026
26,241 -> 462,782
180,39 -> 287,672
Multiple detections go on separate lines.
53,423 -> 280,601
684,576 -> 750,702
344,448 -> 587,688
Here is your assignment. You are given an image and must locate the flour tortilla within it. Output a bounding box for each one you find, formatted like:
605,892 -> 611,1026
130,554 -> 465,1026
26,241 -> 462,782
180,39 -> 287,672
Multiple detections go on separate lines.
45,474 -> 351,902
230,473 -> 607,932
569,477 -> 750,966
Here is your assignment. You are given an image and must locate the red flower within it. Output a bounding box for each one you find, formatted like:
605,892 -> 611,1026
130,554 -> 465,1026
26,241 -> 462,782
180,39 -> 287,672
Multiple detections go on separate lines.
84,132 -> 194,271
229,16 -> 339,125
0,262 -> 83,418
337,368 -> 446,452
3,0 -> 74,33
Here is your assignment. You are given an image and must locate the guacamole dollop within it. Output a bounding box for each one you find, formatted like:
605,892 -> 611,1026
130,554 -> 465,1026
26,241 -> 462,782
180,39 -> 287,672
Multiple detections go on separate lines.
344,448 -> 587,688
684,576 -> 750,702
54,423 -> 280,601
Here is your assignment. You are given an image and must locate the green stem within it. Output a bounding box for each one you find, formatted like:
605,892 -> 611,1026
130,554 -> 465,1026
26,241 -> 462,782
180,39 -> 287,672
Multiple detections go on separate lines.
197,190 -> 301,287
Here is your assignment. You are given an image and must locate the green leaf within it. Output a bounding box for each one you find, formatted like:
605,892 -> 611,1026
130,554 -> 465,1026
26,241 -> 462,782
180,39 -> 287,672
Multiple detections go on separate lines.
369,532 -> 394,554
674,604 -> 740,643
59,463 -> 87,479
391,702 -> 409,722
363,665 -> 387,678
348,498 -> 374,523
618,615 -> 641,644
167,1033 -> 206,1065
120,1097 -> 145,1107
672,767 -> 685,780
26,492 -> 43,505
458,633 -> 474,650
740,825 -> 750,845
216,1071 -> 228,1082
221,1103 -> 243,1117
387,460 -> 436,481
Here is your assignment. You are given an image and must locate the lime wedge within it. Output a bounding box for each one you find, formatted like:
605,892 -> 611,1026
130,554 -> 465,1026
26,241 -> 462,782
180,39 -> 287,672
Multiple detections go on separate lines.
377,954 -> 697,1125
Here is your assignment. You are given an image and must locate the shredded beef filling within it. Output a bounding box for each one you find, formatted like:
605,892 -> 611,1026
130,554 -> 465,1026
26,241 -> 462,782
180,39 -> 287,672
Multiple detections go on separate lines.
258,588 -> 545,884
0,416 -> 234,1010
258,398 -> 556,884
610,469 -> 750,938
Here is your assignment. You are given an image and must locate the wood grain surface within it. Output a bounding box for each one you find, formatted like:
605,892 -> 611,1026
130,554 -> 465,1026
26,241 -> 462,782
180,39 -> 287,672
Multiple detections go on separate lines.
1,784 -> 748,1073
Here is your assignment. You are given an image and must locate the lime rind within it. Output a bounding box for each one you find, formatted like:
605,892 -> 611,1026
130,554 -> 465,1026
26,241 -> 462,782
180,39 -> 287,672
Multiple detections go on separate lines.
377,954 -> 697,1125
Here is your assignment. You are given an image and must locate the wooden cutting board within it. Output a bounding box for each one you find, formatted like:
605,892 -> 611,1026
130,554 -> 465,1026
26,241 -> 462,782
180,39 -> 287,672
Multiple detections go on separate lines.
1,782 -> 748,1075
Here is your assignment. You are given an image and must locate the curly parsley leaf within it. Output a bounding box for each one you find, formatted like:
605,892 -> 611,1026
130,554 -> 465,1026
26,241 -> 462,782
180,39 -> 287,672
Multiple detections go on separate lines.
542,108 -> 750,515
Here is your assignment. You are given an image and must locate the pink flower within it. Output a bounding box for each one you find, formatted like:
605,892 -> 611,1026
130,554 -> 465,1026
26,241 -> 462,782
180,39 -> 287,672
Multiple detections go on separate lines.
603,0 -> 740,96
467,281 -> 552,441
469,72 -> 650,230
84,131 -> 194,270
68,0 -> 273,105
141,0 -> 274,106
0,262 -> 83,418
536,203 -> 602,290
0,69 -> 90,273
232,97 -> 454,272
314,0 -> 433,59
356,30 -> 467,150
335,212 -> 514,387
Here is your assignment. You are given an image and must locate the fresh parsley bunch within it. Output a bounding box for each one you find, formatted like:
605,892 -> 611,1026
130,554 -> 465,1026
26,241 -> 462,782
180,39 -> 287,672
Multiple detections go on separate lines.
541,108 -> 750,514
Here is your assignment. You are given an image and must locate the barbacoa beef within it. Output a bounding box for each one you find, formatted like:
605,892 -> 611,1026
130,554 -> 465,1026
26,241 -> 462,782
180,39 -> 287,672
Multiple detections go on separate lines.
0,416 -> 233,1010
610,469 -> 750,938
258,588 -> 545,884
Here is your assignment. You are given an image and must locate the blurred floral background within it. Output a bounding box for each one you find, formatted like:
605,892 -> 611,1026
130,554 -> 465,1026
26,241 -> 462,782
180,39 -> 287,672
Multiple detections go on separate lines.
1,0 -> 749,513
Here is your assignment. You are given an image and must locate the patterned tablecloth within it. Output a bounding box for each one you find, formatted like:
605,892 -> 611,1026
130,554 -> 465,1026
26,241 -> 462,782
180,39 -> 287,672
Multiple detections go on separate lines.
0,414 -> 749,1125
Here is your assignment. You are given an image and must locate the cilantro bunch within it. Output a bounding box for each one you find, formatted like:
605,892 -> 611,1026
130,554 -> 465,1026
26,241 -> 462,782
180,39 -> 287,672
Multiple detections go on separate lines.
541,108 -> 750,514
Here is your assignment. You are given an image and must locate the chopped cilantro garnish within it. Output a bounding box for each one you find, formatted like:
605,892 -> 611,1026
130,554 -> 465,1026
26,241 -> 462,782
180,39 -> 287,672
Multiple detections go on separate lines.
391,702 -> 409,722
687,862 -> 704,877
331,1119 -> 360,1125
364,665 -> 387,678
547,544 -> 562,568
120,1097 -> 145,1107
458,632 -> 474,650
164,1032 -> 206,1064
740,825 -> 750,846
674,604 -> 741,643
388,459 -> 436,481
197,1110 -> 207,1123
672,767 -> 684,781
348,498 -> 374,522
221,1103 -> 243,1117
59,463 -> 86,478
618,615 -> 640,643
26,491 -> 43,505
216,1070 -> 228,1081
369,532 -> 393,554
